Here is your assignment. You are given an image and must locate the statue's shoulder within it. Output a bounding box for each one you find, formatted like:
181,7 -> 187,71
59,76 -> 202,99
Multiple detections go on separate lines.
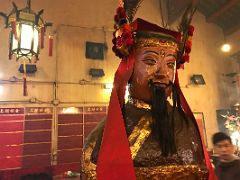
83,119 -> 105,150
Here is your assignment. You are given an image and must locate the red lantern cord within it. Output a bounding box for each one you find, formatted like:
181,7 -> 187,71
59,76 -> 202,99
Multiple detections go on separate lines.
23,62 -> 28,96
40,26 -> 45,49
8,50 -> 12,60
23,76 -> 28,96
48,35 -> 53,56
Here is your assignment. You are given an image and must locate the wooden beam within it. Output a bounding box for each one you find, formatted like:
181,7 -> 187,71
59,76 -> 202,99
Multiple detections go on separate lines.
224,22 -> 240,36
207,0 -> 240,22
167,0 -> 190,24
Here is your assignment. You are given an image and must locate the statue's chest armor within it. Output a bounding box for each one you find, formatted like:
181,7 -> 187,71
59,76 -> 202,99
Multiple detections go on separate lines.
133,132 -> 200,167
134,134 -> 182,167
91,105 -> 204,167
125,114 -> 204,167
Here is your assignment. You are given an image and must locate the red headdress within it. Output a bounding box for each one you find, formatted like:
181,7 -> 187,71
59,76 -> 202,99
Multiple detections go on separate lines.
97,1 -> 217,180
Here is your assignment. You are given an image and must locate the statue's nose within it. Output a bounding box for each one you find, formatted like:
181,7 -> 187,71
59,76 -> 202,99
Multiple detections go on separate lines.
154,61 -> 168,78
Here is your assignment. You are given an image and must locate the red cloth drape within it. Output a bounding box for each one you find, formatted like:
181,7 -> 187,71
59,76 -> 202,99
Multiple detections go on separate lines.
96,55 -> 136,180
174,72 -> 218,180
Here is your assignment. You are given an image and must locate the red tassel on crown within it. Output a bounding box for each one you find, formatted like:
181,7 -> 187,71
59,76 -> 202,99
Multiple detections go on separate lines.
112,2 -> 133,59
182,25 -> 194,63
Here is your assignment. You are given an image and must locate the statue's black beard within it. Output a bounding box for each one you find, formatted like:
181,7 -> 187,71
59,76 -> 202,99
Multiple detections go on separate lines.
149,80 -> 177,157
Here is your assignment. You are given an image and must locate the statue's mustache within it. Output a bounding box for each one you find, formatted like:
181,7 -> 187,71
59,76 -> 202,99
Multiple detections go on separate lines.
148,79 -> 171,89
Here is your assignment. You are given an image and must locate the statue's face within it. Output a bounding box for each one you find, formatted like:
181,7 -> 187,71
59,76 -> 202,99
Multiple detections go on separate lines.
129,44 -> 177,103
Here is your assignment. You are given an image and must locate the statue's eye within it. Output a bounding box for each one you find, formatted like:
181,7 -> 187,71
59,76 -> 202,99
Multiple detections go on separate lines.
143,58 -> 157,65
167,62 -> 175,69
165,55 -> 176,69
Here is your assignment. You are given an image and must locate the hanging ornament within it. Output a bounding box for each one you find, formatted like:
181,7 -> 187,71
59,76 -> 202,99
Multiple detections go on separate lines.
0,0 -> 53,96
40,25 -> 45,49
23,61 -> 28,96
48,35 -> 54,56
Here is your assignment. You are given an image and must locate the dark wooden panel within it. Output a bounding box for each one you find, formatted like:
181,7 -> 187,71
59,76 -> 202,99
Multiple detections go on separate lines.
84,123 -> 99,137
24,120 -> 52,130
0,132 -> 23,145
57,149 -> 82,164
23,143 -> 51,155
0,156 -> 21,169
84,114 -> 106,123
58,136 -> 83,150
58,114 -> 83,124
0,145 -> 22,157
24,131 -> 51,143
25,114 -> 52,120
0,115 -> 24,121
58,124 -> 83,136
22,154 -> 51,168
0,122 -> 23,132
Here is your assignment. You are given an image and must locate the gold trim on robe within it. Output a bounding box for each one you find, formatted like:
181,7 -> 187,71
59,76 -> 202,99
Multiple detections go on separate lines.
128,115 -> 152,159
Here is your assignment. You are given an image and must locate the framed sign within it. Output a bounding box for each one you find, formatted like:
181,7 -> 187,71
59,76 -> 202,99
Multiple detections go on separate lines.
194,112 -> 208,147
85,41 -> 105,60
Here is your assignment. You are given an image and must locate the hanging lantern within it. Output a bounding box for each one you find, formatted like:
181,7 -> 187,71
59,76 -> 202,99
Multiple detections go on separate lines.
0,0 -> 53,96
0,0 -> 53,62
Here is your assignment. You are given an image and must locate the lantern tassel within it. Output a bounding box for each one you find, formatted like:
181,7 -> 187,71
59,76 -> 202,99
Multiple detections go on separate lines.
10,19 -> 18,40
48,35 -> 53,56
23,75 -> 28,96
8,50 -> 12,60
40,26 -> 45,49
23,62 -> 28,96
8,39 -> 12,60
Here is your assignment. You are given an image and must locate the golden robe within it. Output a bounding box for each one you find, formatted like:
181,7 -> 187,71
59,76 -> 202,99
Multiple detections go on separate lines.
81,102 -> 208,179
